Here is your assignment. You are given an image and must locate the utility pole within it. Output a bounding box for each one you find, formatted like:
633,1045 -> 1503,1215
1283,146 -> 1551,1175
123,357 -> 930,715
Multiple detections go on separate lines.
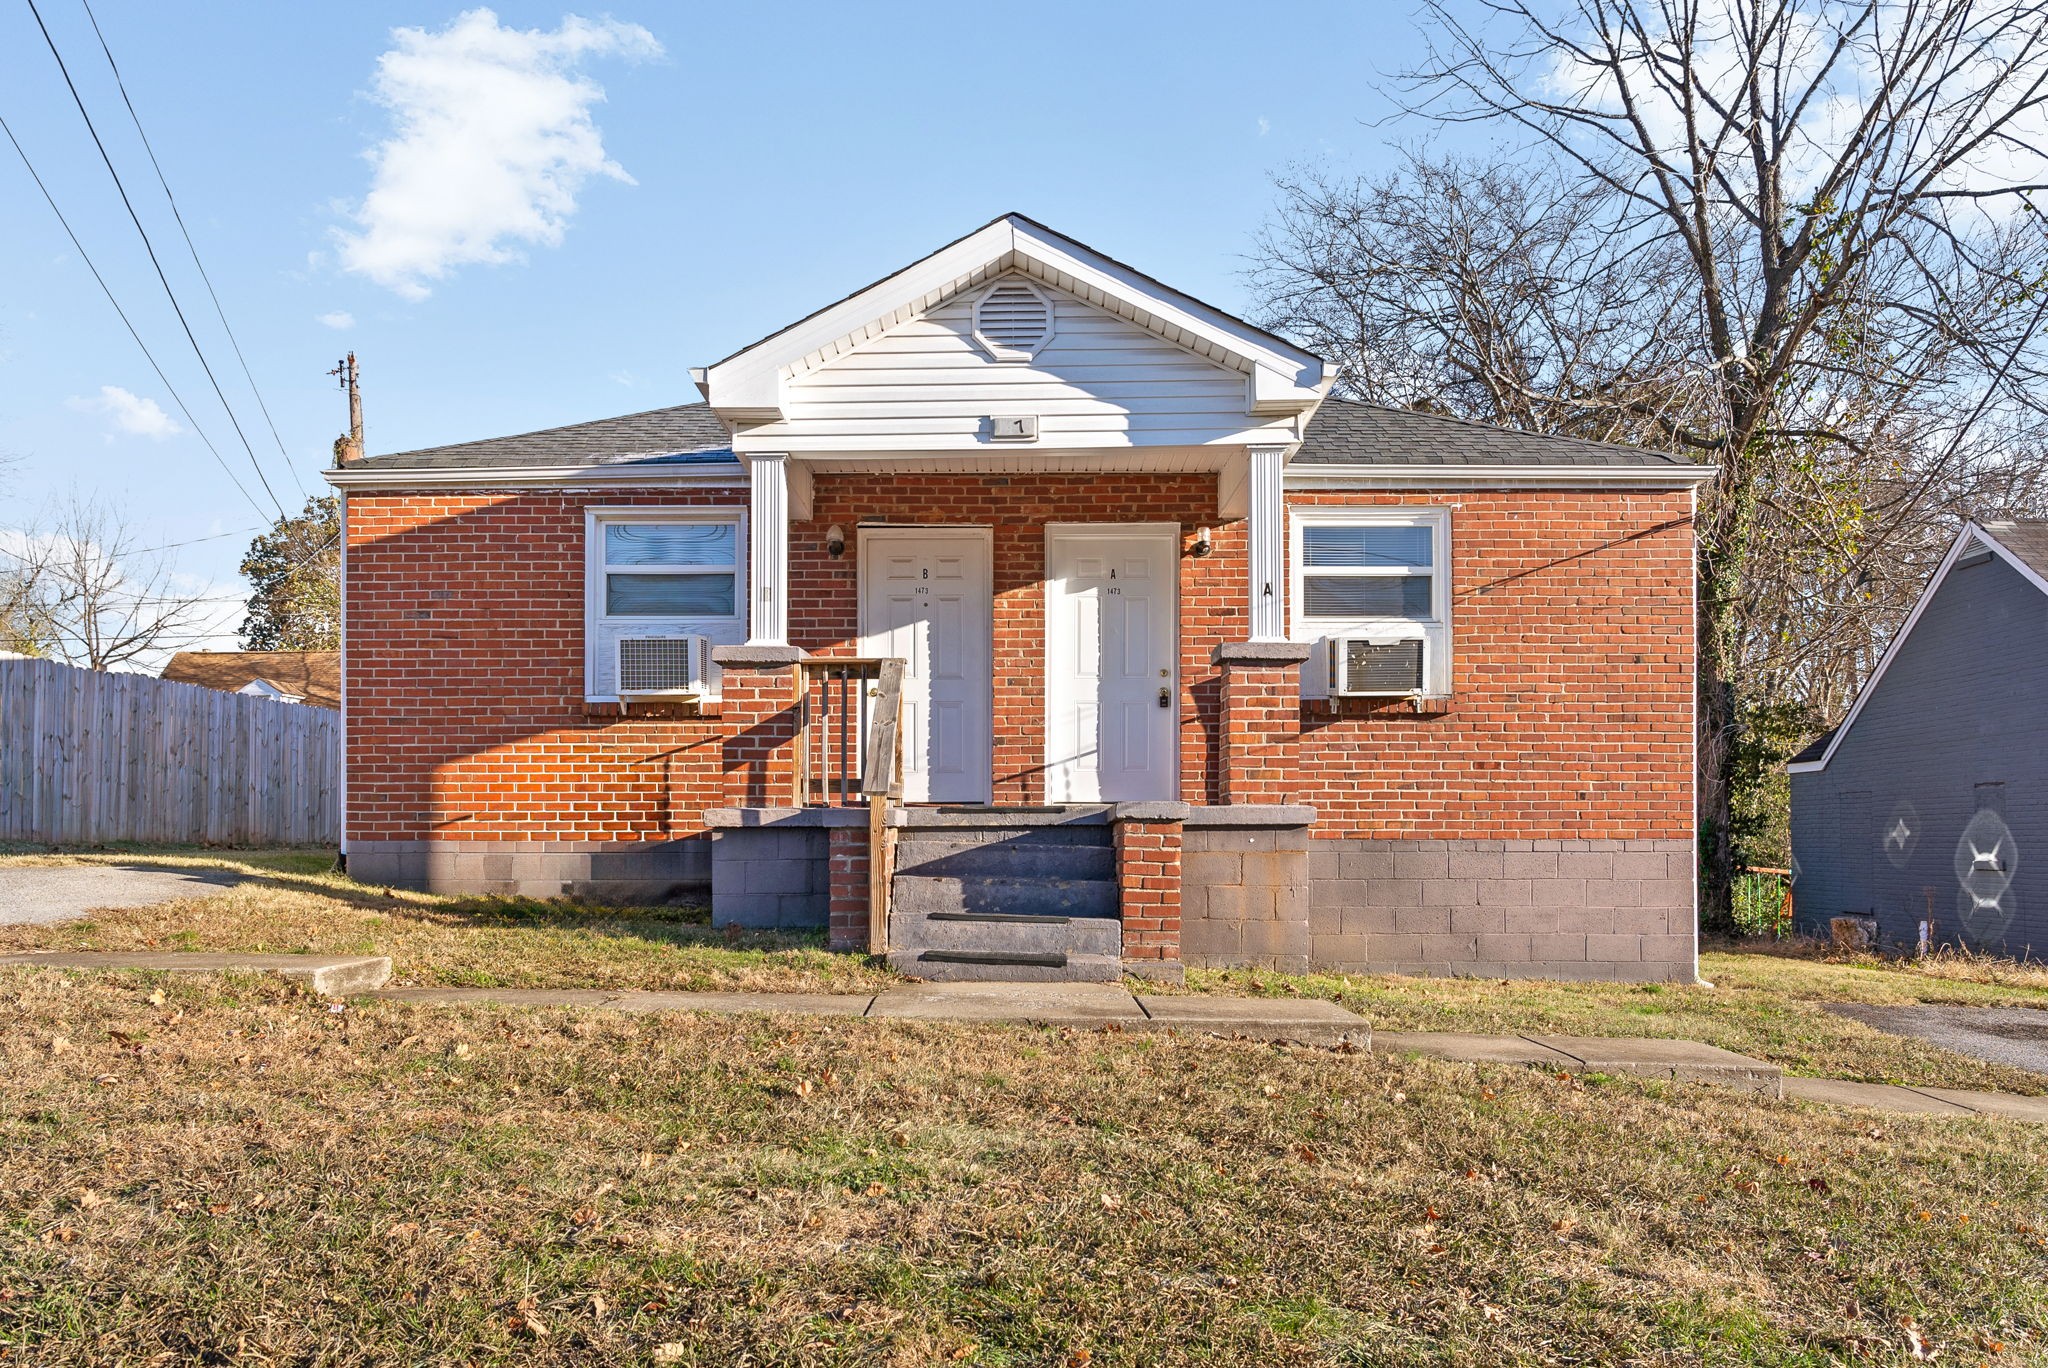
327,352 -> 362,466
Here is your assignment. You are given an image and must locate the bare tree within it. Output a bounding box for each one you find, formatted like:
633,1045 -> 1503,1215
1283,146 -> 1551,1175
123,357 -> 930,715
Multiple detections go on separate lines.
1260,1 -> 2048,910
8,495 -> 213,672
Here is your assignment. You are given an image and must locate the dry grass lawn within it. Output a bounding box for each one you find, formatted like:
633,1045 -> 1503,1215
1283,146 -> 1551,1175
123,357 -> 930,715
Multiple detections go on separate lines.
0,848 -> 895,995
8,847 -> 2048,1094
1172,945 -> 2048,1097
4,968 -> 2047,1366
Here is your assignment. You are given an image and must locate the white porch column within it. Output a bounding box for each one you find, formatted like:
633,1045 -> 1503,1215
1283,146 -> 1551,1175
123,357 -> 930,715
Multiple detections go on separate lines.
747,451 -> 790,646
1246,444 -> 1287,642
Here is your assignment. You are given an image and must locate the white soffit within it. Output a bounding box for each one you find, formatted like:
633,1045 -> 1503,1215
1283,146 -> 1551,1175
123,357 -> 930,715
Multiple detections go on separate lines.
697,214 -> 1331,423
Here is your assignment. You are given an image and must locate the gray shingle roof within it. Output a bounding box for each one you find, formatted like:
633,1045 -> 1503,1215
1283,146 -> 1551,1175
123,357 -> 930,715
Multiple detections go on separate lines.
1981,520 -> 2048,581
359,396 -> 1692,472
1294,399 -> 1692,467
361,403 -> 733,469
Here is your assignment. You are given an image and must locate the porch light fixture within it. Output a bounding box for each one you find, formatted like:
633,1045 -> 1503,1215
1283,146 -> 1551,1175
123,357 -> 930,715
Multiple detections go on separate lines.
824,524 -> 847,558
1189,526 -> 1213,557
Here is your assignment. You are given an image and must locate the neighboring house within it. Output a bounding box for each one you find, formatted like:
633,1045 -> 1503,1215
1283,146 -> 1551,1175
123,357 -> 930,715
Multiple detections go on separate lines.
1790,520 -> 2048,956
160,651 -> 341,709
327,214 -> 1710,983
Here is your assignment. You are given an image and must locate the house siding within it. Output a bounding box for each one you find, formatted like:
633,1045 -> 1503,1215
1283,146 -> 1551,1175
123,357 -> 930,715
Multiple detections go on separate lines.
1791,550 -> 2048,955
341,479 -> 1697,978
752,288 -> 1298,452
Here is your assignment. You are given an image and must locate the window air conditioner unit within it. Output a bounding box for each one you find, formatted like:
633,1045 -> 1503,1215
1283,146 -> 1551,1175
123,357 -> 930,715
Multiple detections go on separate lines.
1328,636 -> 1426,696
617,634 -> 712,698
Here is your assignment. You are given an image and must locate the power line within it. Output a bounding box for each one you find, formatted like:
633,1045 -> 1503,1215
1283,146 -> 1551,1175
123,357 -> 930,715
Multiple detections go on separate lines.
76,0 -> 308,500
23,0 -> 286,518
0,112 -> 270,522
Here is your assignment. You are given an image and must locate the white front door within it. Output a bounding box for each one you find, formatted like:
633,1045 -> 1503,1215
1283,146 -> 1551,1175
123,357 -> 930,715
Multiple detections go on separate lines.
1044,525 -> 1179,802
858,529 -> 993,803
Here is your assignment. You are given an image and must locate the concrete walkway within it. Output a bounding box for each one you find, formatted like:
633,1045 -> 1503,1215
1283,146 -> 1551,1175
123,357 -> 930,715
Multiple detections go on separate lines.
0,951 -> 392,996
9,954 -> 2046,1123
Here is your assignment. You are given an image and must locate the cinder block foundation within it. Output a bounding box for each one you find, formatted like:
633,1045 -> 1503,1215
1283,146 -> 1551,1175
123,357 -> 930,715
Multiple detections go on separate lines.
345,838 -> 709,902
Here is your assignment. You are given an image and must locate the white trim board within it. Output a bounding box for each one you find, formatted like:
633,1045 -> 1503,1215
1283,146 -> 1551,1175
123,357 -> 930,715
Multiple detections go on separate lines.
1285,463 -> 1716,490
1787,521 -> 2048,774
326,462 -> 744,490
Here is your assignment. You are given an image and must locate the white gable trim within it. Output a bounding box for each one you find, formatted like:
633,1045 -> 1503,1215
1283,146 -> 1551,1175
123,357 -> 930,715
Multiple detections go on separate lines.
698,215 -> 1330,425
326,462 -> 745,490
1788,522 -> 2048,774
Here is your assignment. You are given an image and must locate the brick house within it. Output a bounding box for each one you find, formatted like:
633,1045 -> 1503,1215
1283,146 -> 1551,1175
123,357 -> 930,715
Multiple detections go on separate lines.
329,215 -> 1709,983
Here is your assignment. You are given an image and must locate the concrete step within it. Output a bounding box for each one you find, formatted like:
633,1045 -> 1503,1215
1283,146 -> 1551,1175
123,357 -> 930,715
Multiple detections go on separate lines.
887,948 -> 1124,983
891,872 -> 1117,920
890,904 -> 1123,958
893,829 -> 1115,881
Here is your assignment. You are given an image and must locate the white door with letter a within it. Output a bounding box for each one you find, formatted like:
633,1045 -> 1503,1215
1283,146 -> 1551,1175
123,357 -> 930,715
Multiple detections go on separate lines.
858,529 -> 993,803
1044,525 -> 1179,802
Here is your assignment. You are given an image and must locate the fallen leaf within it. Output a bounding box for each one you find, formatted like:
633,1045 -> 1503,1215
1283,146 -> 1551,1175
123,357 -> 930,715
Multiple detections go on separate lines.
76,1190 -> 108,1211
146,989 -> 166,1007
48,1036 -> 69,1055
1099,1192 -> 1122,1211
950,1344 -> 976,1361
1067,1351 -> 1093,1368
1293,1144 -> 1319,1164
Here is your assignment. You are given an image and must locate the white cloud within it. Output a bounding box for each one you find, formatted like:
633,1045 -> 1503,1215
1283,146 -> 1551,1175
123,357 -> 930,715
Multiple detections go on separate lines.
317,310 -> 356,330
1256,116 -> 1271,137
67,385 -> 181,441
334,8 -> 661,300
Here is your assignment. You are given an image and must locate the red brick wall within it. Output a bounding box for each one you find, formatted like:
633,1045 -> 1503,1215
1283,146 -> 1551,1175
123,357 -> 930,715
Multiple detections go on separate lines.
1115,819 -> 1183,964
1291,490 -> 1695,840
343,489 -> 740,847
789,474 -> 1240,806
343,480 -> 1693,850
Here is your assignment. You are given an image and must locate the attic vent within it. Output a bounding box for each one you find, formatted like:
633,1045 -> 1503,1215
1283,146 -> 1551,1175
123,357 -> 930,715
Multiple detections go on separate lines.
973,281 -> 1055,361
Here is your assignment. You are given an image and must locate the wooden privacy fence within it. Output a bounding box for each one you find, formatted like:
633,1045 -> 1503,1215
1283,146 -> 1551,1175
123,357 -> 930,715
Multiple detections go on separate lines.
0,654 -> 339,846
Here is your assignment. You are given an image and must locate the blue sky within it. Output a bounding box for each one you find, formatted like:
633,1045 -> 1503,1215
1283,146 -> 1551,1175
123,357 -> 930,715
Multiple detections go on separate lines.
0,2 -> 1436,645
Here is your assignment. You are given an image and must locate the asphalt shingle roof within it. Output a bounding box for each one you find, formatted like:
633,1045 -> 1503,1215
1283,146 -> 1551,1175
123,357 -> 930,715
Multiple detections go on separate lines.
1981,520 -> 2048,581
1293,399 -> 1692,468
357,397 -> 1692,472
359,404 -> 733,470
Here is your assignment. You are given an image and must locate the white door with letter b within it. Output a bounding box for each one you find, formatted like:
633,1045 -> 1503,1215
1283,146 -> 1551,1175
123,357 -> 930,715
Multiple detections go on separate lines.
858,530 -> 993,803
1045,526 -> 1179,802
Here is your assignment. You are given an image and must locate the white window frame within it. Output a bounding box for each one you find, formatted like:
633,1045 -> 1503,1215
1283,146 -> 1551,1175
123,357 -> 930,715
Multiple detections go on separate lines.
584,507 -> 748,702
1289,505 -> 1452,697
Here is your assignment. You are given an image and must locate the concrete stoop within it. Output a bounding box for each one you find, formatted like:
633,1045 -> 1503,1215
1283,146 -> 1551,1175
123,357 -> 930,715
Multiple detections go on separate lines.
886,816 -> 1124,982
0,951 -> 393,997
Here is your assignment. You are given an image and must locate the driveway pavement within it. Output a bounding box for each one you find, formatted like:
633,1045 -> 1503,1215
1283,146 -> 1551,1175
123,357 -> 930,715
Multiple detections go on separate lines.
1829,1002 -> 2048,1076
0,863 -> 245,926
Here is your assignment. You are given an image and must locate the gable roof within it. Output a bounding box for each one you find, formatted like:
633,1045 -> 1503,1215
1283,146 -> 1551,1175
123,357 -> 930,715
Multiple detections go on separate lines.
1294,400 -> 1695,468
339,397 -> 1702,476
1788,519 -> 2048,773
161,651 -> 341,709
696,213 -> 1332,426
